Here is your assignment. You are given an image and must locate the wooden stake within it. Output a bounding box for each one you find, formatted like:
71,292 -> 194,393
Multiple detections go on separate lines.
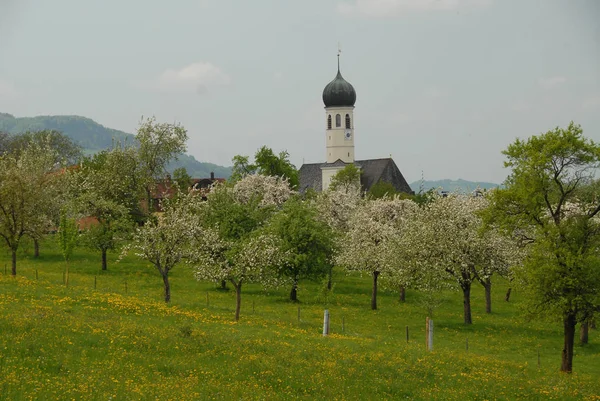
406,326 -> 409,343
426,317 -> 429,351
323,310 -> 330,336
94,276 -> 97,289
466,337 -> 469,352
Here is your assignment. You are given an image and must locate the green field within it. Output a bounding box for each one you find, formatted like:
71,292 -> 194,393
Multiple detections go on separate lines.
1,237 -> 598,400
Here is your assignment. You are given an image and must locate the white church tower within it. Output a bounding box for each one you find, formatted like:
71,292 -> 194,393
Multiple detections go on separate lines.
320,54 -> 357,190
322,54 -> 357,163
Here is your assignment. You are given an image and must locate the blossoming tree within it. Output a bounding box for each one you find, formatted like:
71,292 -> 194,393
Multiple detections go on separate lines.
127,191 -> 205,303
336,196 -> 415,310
403,193 -> 520,324
193,174 -> 293,320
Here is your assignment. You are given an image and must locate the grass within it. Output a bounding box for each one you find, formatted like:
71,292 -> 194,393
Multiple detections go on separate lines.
0,236 -> 599,400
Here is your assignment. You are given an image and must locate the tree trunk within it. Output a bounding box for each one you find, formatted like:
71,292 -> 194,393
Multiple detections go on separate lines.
11,249 -> 17,276
399,286 -> 406,302
371,271 -> 380,310
580,321 -> 589,345
234,282 -> 242,321
34,238 -> 40,258
162,273 -> 171,303
290,279 -> 298,302
462,283 -> 472,325
220,280 -> 228,290
484,278 -> 492,314
505,287 -> 512,302
590,319 -> 596,330
327,266 -> 333,290
560,313 -> 576,373
101,248 -> 108,271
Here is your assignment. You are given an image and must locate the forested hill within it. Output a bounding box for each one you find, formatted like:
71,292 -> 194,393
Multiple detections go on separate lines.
409,178 -> 500,193
0,113 -> 232,178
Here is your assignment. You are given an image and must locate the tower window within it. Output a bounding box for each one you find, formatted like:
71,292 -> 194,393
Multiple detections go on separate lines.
327,115 -> 332,130
348,152 -> 350,157
336,114 -> 341,127
345,114 -> 351,129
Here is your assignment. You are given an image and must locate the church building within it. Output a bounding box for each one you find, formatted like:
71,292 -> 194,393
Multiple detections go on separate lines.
298,58 -> 413,194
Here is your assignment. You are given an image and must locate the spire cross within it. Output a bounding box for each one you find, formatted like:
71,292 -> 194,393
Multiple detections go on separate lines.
337,42 -> 342,71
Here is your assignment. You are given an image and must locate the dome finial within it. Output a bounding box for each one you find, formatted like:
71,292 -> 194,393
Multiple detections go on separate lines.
337,42 -> 342,73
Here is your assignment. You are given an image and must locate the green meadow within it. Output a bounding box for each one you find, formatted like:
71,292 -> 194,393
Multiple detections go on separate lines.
1,237 -> 598,400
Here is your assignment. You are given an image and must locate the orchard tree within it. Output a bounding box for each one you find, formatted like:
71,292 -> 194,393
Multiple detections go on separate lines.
127,192 -> 205,303
71,146 -> 143,270
194,174 -> 293,320
6,130 -> 82,256
136,117 -> 188,213
336,196 -> 414,310
488,122 -> 600,373
231,146 -> 299,189
266,196 -> 334,301
193,230 -> 287,321
404,193 -> 519,324
313,184 -> 362,289
0,140 -> 63,275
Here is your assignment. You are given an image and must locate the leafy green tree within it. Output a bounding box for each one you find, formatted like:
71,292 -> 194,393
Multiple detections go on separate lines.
329,164 -> 361,193
488,122 -> 600,373
3,130 -> 82,256
136,117 -> 188,213
57,209 -> 79,286
5,130 -> 82,165
367,181 -> 398,199
173,167 -> 192,194
71,146 -> 143,270
0,141 -> 63,275
231,146 -> 299,189
266,196 -> 334,301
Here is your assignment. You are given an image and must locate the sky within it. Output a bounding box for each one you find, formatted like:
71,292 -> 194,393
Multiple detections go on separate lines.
0,0 -> 599,184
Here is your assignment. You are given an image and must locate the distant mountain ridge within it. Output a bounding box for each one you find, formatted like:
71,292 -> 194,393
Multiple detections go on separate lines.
0,113 -> 232,179
409,179 -> 500,193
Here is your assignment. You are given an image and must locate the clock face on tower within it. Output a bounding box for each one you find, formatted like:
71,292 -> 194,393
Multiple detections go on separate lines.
344,129 -> 352,140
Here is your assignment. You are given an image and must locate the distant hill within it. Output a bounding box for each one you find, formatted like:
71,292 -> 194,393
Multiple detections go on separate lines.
409,179 -> 500,194
0,113 -> 232,178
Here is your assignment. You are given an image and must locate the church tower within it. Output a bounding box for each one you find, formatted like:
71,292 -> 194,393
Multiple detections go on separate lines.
298,54 -> 413,195
322,55 -> 357,164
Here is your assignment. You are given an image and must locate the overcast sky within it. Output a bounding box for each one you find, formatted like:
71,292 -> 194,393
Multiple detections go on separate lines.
1,0 -> 598,183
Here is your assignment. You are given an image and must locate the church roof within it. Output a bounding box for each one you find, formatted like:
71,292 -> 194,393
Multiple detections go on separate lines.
298,158 -> 414,194
322,61 -> 356,108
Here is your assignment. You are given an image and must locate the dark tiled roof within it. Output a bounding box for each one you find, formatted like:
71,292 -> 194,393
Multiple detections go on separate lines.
298,158 -> 413,194
298,163 -> 323,192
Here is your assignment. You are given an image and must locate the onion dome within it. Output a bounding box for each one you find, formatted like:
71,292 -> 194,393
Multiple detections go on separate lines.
322,60 -> 356,107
